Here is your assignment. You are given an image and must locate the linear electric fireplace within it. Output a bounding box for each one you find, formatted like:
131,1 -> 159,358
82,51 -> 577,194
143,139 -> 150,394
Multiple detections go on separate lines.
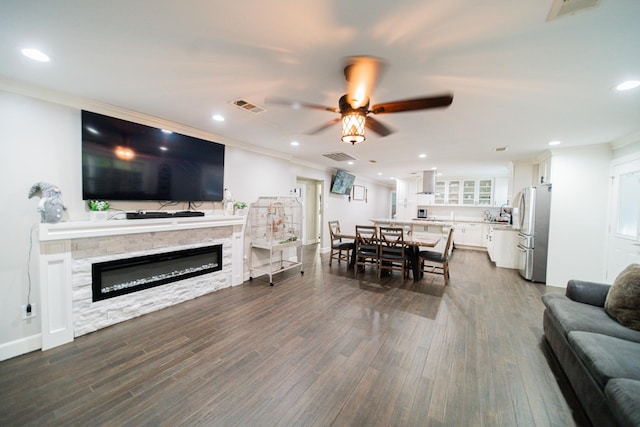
92,245 -> 223,302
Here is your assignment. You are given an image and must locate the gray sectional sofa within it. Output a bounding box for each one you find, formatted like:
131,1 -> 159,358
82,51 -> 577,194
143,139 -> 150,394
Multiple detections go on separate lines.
542,279 -> 640,427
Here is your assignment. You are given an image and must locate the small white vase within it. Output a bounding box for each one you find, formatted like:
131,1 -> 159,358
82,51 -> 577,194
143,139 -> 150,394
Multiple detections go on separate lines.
90,211 -> 108,221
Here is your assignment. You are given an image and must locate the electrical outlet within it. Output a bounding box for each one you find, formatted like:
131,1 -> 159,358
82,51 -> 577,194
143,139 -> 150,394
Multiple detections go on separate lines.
21,304 -> 37,320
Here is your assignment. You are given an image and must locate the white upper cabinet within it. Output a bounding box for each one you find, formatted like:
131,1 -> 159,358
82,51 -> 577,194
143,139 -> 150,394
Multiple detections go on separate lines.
537,156 -> 552,185
429,178 -> 497,206
434,180 -> 446,205
462,180 -> 477,205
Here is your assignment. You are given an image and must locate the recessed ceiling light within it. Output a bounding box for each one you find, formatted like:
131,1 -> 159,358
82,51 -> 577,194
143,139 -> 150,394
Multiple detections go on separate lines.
431,166 -> 437,170
377,172 -> 383,176
212,114 -> 225,122
21,48 -> 50,62
549,140 -> 562,146
290,141 -> 299,146
437,172 -> 443,176
615,80 -> 640,91
419,153 -> 427,158
390,177 -> 395,180
347,161 -> 354,165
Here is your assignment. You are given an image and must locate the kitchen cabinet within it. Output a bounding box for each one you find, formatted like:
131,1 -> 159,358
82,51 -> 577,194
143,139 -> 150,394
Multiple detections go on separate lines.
486,225 -> 519,268
537,156 -> 552,185
453,222 -> 484,247
396,177 -> 419,205
430,179 -> 495,206
396,177 -> 420,219
478,179 -> 493,205
448,181 -> 461,205
486,226 -> 495,261
462,180 -> 476,205
434,181 -> 446,205
493,177 -> 509,207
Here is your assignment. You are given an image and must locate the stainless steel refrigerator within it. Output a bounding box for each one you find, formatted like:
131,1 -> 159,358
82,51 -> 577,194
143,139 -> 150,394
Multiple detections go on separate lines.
517,185 -> 552,282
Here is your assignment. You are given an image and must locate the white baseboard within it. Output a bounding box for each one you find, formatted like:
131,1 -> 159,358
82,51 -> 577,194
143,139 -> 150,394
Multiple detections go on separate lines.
0,334 -> 42,361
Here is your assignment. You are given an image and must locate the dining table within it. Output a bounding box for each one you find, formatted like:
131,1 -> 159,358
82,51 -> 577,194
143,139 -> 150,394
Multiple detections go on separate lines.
337,230 -> 440,281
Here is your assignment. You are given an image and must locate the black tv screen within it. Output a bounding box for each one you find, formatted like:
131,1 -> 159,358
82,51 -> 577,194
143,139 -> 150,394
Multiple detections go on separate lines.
81,111 -> 225,202
330,170 -> 355,195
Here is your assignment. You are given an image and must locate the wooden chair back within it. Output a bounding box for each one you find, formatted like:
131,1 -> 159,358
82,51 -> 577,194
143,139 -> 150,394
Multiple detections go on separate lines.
355,225 -> 378,271
378,226 -> 408,278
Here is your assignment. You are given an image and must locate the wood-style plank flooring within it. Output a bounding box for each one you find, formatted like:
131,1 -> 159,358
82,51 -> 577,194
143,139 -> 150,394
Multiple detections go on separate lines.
0,246 -> 587,426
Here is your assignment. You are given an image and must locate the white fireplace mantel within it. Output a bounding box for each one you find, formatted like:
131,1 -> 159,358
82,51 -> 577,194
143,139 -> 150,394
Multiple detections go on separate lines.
39,215 -> 244,241
37,215 -> 245,351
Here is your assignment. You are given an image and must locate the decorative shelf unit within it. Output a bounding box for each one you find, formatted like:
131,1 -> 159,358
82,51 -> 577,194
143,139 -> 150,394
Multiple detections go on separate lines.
247,196 -> 304,285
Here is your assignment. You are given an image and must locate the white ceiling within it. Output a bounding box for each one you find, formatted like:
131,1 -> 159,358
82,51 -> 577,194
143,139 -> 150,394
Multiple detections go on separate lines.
1,1 -> 639,185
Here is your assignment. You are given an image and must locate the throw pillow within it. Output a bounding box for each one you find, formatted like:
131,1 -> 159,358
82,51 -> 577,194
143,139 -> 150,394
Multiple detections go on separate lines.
605,263 -> 640,331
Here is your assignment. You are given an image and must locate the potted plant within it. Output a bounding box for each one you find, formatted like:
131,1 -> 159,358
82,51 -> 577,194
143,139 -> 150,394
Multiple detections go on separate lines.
87,200 -> 110,221
234,202 -> 247,216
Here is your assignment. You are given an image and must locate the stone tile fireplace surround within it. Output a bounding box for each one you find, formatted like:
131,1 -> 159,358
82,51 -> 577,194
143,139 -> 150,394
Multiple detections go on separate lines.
37,216 -> 244,350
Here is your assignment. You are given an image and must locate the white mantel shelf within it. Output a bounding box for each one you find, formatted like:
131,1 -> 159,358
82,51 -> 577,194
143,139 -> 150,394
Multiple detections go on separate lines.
39,215 -> 245,241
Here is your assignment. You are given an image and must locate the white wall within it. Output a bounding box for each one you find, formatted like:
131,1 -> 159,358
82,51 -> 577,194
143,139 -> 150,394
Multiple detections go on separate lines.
546,144 -> 612,287
0,92 -> 81,355
0,89 -> 392,360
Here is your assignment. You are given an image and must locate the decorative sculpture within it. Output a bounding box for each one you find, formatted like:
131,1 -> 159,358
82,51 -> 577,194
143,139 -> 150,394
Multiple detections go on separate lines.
28,182 -> 67,223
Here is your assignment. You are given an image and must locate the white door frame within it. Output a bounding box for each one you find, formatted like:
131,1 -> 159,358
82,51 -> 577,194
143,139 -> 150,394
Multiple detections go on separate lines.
605,154 -> 640,282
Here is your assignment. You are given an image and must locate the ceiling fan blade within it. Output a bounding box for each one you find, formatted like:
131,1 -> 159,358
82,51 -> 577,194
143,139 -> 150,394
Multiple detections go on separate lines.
365,116 -> 394,137
305,117 -> 341,135
265,96 -> 339,113
370,93 -> 453,114
344,56 -> 386,109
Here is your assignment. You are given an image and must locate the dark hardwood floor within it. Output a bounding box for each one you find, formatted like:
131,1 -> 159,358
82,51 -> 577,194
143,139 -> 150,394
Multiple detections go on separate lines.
0,245 -> 586,426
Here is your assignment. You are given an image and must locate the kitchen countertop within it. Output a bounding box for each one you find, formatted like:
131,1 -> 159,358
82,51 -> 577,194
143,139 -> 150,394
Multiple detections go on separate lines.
372,218 -> 518,229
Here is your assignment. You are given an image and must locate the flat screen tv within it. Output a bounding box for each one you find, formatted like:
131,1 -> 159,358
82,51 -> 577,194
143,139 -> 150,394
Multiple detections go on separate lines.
330,169 -> 355,195
81,111 -> 225,202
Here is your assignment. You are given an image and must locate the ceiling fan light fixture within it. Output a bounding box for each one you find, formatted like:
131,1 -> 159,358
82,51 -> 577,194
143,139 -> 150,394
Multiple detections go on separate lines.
341,112 -> 366,144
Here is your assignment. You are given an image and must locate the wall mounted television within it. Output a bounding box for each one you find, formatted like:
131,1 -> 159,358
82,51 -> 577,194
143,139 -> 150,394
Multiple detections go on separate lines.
81,111 -> 225,202
330,169 -> 356,195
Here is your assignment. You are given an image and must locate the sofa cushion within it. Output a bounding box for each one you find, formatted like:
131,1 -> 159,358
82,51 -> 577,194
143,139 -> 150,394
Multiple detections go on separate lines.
568,331 -> 640,389
605,378 -> 640,427
605,263 -> 640,331
543,293 -> 640,343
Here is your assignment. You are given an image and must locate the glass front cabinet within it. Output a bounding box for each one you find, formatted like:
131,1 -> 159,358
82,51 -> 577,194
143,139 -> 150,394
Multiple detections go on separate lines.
429,179 -> 494,206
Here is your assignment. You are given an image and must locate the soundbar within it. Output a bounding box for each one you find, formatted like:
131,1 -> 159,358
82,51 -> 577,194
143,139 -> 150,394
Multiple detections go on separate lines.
126,211 -> 205,220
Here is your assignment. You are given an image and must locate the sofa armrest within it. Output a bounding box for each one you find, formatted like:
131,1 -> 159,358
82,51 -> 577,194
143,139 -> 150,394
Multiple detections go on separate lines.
566,279 -> 611,307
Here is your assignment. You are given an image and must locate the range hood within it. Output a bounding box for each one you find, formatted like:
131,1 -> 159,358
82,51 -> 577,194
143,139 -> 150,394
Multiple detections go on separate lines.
420,170 -> 437,194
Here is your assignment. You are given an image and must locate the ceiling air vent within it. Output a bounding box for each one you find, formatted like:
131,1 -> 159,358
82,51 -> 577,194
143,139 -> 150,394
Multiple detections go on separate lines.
323,152 -> 357,162
232,98 -> 265,114
547,0 -> 601,21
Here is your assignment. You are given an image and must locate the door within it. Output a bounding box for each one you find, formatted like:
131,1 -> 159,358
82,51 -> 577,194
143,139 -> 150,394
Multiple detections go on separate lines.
296,178 -> 323,245
606,159 -> 640,282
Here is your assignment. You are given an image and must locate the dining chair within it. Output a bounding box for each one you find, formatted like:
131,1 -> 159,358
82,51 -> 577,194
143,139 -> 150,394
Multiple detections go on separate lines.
418,227 -> 454,285
328,220 -> 355,266
354,225 -> 379,273
377,226 -> 409,279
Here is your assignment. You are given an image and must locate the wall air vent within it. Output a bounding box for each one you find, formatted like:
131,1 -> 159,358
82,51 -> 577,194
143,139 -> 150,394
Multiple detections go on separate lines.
494,146 -> 509,152
323,152 -> 357,162
547,0 -> 601,21
232,99 -> 265,114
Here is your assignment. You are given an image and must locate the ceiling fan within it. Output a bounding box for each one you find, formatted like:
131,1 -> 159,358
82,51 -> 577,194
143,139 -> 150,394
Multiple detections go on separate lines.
267,56 -> 453,144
